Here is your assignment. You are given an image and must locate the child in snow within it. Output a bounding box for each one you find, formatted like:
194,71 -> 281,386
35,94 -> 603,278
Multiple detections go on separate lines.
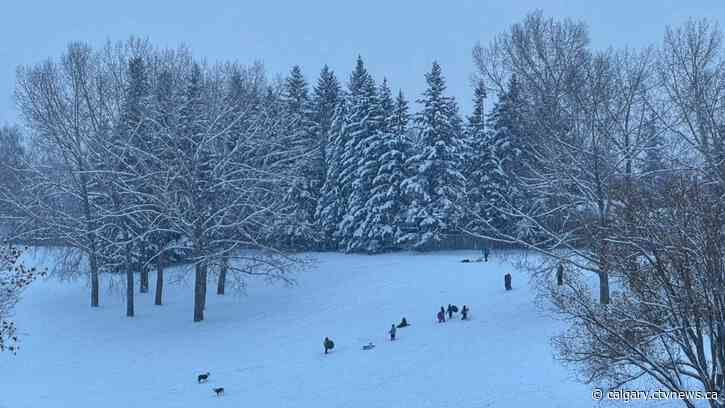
397,317 -> 409,328
324,337 -> 335,354
389,324 -> 397,341
461,305 -> 469,320
437,308 -> 445,323
447,304 -> 458,320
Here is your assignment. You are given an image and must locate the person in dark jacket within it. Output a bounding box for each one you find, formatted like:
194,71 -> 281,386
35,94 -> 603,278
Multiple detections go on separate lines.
505,273 -> 512,291
397,317 -> 409,328
323,337 -> 335,354
447,304 -> 458,320
389,324 -> 397,341
556,261 -> 564,286
483,247 -> 490,262
437,307 -> 445,323
461,305 -> 469,320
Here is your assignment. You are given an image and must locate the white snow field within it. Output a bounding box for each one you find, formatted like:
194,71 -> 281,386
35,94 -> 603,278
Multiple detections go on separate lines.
1,250 -> 673,408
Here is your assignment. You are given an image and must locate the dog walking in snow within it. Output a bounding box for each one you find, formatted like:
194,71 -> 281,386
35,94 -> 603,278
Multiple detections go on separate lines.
213,387 -> 224,397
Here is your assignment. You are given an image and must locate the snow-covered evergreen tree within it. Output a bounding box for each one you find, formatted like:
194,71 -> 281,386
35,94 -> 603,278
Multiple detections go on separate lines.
317,95 -> 348,249
400,62 -> 466,249
392,90 -> 411,139
463,79 -> 499,233
273,66 -> 319,249
485,75 -> 525,236
337,57 -> 385,252
311,65 -> 341,173
357,79 -> 409,252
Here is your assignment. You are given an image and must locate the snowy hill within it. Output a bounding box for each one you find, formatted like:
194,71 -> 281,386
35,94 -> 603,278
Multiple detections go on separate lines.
0,250 -> 667,407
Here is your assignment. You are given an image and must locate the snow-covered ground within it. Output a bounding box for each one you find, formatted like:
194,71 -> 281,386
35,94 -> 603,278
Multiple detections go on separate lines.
1,250 -> 669,407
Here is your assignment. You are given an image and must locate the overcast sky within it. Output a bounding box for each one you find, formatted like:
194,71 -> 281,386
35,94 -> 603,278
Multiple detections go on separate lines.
1,0 -> 724,125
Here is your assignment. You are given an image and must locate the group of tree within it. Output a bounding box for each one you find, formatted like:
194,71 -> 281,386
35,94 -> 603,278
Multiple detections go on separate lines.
0,39 -> 516,325
0,38 -> 524,323
283,57 -> 511,253
5,19 -> 725,407
471,11 -> 725,407
1,40 -> 308,322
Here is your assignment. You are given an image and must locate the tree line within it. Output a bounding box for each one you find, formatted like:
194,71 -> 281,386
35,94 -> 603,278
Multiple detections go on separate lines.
471,12 -> 725,407
0,36 -> 521,321
3,11 -> 725,406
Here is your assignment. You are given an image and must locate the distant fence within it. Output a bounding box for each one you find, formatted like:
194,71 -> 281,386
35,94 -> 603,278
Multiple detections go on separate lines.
415,233 -> 525,252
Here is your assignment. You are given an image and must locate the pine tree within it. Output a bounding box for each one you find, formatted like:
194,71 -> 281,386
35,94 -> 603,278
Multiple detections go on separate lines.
335,57 -> 370,220
358,79 -> 409,252
337,58 -> 385,252
274,66 -> 318,249
485,75 -> 525,235
392,90 -> 411,138
311,65 -> 341,171
317,95 -> 349,249
464,79 -> 498,233
392,90 -> 414,184
400,62 -> 466,249
378,79 -> 395,133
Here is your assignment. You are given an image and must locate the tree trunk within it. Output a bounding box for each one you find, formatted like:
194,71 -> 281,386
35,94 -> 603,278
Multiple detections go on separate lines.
599,269 -> 610,305
201,261 -> 208,311
154,255 -> 163,306
599,240 -> 611,305
126,245 -> 135,317
89,253 -> 99,307
217,256 -> 228,295
193,262 -> 207,322
140,265 -> 149,293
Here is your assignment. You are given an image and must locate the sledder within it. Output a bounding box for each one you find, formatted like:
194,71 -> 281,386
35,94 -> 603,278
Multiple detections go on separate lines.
437,306 -> 446,323
447,304 -> 459,320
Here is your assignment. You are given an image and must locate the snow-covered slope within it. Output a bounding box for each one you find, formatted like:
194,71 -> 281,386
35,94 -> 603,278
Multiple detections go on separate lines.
0,250 -> 658,407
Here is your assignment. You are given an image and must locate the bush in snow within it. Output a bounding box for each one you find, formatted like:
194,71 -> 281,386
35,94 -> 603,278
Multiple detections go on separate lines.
0,243 -> 43,353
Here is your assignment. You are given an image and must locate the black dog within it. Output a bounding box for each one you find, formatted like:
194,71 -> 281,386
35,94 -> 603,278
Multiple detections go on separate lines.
198,372 -> 210,383
213,387 -> 224,397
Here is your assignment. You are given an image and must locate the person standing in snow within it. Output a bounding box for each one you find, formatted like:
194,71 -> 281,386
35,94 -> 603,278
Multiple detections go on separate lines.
556,261 -> 564,286
483,247 -> 490,262
461,305 -> 469,320
389,324 -> 397,341
437,306 -> 446,323
323,337 -> 335,354
447,304 -> 458,320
